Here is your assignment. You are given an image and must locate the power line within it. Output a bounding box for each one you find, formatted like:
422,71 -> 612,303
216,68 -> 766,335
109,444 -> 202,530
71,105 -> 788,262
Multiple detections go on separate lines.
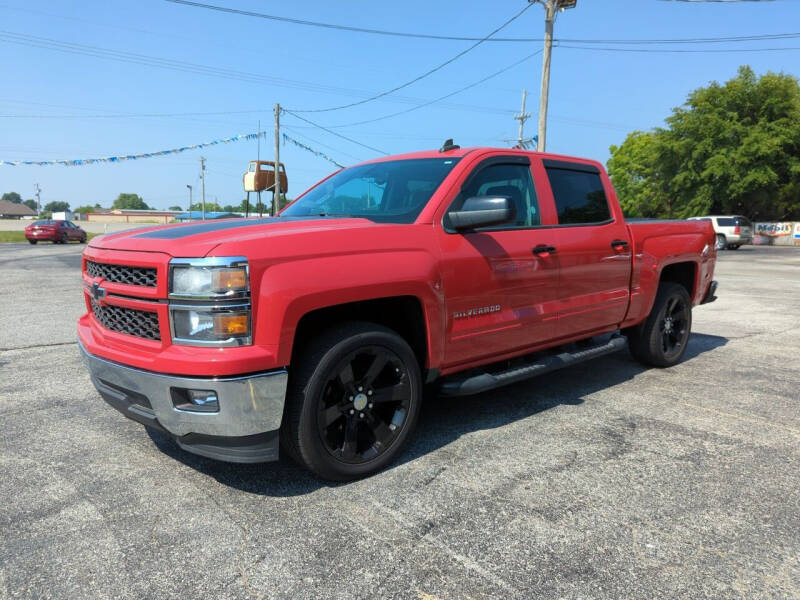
559,33 -> 800,44
165,0 -> 544,42
559,43 -> 800,53
326,50 -> 543,129
0,30 -> 508,111
282,111 -> 389,155
0,32 -> 520,120
165,0 -> 792,42
284,3 -> 534,113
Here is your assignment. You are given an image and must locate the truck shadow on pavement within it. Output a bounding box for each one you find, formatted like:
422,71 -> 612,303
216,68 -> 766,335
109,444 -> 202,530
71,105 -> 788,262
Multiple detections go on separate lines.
146,332 -> 727,497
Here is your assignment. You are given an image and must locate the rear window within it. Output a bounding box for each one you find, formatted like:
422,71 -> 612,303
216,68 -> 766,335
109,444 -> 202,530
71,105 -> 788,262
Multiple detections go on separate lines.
717,217 -> 751,227
545,166 -> 611,225
32,220 -> 56,225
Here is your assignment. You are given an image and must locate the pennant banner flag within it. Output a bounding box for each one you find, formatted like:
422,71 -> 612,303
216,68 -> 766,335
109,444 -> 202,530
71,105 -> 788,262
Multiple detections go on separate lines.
0,131 -> 268,167
282,133 -> 345,169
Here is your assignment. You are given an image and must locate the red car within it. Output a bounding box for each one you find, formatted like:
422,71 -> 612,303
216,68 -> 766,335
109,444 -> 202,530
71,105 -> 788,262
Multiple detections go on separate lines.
78,144 -> 718,480
25,219 -> 87,244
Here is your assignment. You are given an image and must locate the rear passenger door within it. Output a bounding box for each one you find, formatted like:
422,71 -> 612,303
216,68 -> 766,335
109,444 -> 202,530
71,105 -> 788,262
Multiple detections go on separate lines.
541,159 -> 632,339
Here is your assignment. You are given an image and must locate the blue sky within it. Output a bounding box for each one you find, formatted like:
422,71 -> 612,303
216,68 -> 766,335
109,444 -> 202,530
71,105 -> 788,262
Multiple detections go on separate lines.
1,0 -> 799,210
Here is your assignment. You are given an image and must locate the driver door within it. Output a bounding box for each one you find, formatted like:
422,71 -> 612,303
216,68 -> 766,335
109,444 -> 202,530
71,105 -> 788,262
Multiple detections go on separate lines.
437,155 -> 560,370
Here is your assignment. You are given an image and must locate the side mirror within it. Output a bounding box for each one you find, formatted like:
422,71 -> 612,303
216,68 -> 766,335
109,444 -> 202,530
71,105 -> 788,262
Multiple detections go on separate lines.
448,196 -> 515,231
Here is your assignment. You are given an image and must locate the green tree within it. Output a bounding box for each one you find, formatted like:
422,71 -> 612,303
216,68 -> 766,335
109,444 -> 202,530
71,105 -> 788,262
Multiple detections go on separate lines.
607,66 -> 800,221
112,193 -> 150,210
238,195 -> 291,215
23,199 -> 38,212
44,201 -> 70,213
2,192 -> 23,204
189,202 -> 223,212
74,205 -> 100,214
168,205 -> 183,211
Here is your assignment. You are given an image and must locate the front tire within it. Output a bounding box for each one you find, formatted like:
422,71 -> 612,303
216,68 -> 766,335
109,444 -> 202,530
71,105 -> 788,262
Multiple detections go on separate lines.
59,233 -> 67,244
626,282 -> 692,368
28,239 -> 37,245
281,322 -> 422,481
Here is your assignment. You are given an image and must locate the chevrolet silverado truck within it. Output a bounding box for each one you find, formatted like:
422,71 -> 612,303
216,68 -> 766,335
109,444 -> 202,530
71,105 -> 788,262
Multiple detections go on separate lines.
79,143 -> 718,480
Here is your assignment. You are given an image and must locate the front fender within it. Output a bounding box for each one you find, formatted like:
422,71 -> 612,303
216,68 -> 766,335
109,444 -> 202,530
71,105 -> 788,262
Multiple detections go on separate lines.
255,250 -> 445,368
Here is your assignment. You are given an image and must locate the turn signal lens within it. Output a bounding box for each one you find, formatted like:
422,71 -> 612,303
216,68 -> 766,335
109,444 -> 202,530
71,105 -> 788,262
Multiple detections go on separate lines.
213,314 -> 249,336
212,268 -> 247,292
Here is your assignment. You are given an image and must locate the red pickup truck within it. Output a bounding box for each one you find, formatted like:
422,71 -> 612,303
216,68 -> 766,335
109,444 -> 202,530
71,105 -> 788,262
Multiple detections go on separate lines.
78,144 -> 718,480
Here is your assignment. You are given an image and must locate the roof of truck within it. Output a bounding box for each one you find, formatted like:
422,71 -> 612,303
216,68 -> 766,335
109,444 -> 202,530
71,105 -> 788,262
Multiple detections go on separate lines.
356,146 -> 600,167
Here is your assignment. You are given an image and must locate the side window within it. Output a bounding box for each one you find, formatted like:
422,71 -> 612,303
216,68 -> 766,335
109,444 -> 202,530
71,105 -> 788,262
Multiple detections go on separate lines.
449,162 -> 540,228
545,166 -> 611,225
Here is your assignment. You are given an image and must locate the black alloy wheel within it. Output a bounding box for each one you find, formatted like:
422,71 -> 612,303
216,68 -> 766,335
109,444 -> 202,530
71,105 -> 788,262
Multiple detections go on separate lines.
626,282 -> 693,368
281,322 -> 422,481
317,346 -> 411,464
659,294 -> 690,360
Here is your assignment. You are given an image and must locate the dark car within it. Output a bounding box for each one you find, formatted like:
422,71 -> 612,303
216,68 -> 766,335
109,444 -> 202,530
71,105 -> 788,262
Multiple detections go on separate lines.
25,220 -> 88,244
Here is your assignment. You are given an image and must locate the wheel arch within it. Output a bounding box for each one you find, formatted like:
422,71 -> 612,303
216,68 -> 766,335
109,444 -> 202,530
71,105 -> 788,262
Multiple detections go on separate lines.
288,296 -> 431,374
659,261 -> 698,300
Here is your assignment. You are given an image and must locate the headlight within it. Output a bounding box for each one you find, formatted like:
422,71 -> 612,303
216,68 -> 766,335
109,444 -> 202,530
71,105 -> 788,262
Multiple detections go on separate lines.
170,305 -> 252,346
168,257 -> 252,347
169,257 -> 248,299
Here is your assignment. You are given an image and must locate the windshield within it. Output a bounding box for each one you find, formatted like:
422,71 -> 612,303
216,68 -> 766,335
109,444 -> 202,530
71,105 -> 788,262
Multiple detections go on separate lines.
281,158 -> 460,224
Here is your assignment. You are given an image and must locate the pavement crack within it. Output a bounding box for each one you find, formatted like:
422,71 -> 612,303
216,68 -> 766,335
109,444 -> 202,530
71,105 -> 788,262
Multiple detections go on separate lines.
0,341 -> 78,352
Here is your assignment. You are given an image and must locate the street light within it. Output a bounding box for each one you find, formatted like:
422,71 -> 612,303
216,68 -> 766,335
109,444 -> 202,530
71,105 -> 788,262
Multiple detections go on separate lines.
186,185 -> 193,220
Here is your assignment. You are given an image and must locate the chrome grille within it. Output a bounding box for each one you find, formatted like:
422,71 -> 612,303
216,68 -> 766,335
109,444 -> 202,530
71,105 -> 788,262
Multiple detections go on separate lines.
86,260 -> 157,287
90,300 -> 160,341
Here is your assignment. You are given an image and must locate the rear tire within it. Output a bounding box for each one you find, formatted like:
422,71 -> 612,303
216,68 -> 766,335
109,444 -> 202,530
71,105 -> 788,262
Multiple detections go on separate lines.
626,282 -> 692,368
281,322 -> 422,481
715,234 -> 726,251
28,239 -> 37,245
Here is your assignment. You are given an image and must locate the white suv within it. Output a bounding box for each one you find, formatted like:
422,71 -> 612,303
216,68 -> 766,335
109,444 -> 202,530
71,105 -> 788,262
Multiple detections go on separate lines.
688,215 -> 753,250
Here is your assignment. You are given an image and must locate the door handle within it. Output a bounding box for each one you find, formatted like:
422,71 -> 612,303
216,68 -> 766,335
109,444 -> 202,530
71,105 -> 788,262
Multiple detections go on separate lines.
532,245 -> 556,255
610,240 -> 629,249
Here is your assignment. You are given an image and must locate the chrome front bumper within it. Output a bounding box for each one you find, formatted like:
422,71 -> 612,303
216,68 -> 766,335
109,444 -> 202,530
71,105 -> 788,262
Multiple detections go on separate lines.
79,342 -> 287,462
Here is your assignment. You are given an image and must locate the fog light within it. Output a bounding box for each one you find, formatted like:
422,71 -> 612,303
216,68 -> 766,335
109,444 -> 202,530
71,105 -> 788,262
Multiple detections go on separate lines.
171,388 -> 219,413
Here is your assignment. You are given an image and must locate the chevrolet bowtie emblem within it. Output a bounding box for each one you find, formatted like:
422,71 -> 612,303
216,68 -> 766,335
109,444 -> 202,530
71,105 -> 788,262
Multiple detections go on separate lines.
90,282 -> 107,301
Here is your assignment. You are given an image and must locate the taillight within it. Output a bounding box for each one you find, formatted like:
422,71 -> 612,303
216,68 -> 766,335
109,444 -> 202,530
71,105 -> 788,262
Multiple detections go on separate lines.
734,226 -> 740,234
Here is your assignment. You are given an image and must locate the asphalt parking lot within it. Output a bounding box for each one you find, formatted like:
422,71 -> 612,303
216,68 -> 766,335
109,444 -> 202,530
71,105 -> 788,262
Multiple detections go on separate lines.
1,242 -> 798,599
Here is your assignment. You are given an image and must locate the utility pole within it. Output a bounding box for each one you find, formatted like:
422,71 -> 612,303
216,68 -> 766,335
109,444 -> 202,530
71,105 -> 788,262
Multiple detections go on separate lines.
186,184 -> 192,219
514,89 -> 535,149
199,156 -> 206,221
531,0 -> 577,152
273,103 -> 281,217
34,184 -> 41,216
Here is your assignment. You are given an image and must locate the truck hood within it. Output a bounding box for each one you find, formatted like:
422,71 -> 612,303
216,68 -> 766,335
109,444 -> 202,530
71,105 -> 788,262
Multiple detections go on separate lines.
88,216 -> 377,257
